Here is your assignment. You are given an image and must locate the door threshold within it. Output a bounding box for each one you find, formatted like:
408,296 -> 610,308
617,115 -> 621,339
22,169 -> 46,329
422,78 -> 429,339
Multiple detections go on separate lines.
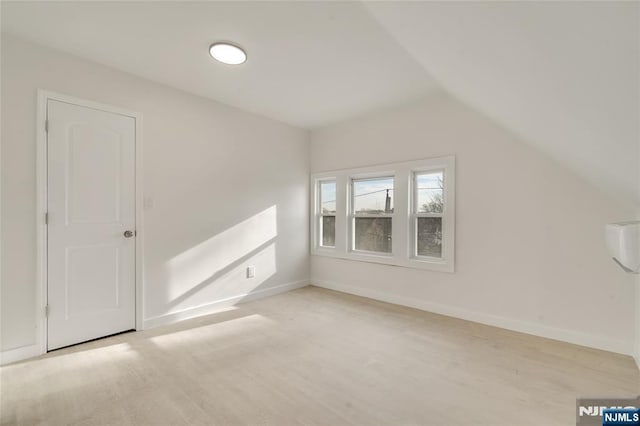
47,329 -> 136,352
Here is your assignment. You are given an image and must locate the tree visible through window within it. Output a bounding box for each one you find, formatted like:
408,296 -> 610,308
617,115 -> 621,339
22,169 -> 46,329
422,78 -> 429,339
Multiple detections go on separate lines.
415,172 -> 444,258
311,156 -> 455,272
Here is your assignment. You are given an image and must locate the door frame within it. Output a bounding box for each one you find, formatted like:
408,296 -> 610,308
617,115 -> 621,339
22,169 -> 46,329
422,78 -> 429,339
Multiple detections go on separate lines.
36,90 -> 144,354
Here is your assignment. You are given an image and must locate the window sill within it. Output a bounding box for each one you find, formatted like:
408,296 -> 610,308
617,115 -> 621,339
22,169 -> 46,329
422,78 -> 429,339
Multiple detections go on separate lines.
311,248 -> 454,273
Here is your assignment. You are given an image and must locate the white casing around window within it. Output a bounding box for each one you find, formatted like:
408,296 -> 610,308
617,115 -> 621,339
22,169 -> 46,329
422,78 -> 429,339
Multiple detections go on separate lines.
310,156 -> 455,273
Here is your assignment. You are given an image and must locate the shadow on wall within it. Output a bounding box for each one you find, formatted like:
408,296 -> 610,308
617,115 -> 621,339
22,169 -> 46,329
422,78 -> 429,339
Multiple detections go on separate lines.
162,205 -> 279,314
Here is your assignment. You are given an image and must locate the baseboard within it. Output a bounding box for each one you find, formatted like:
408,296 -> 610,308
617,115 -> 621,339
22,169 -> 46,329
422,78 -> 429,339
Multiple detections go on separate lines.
0,343 -> 41,366
143,279 -> 309,329
312,279 -> 634,356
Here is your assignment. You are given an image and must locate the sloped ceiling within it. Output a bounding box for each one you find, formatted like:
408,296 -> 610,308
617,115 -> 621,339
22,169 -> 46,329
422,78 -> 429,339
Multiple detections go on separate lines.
364,1 -> 639,205
2,1 -> 638,204
0,1 -> 438,128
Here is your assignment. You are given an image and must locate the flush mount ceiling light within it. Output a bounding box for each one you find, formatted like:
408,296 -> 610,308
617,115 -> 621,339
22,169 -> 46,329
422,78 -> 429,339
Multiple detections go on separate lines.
209,42 -> 247,65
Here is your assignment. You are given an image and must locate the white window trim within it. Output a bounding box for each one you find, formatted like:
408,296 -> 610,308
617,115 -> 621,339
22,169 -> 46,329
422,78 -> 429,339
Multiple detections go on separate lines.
310,156 -> 455,273
316,179 -> 337,249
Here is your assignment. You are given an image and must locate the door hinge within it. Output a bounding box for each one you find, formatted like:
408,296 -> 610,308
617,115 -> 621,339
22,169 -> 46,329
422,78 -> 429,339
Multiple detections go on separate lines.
45,119 -> 49,133
45,305 -> 49,317
45,212 -> 48,225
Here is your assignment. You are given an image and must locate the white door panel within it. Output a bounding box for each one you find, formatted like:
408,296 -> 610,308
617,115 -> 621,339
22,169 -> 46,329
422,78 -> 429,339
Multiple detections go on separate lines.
47,100 -> 136,351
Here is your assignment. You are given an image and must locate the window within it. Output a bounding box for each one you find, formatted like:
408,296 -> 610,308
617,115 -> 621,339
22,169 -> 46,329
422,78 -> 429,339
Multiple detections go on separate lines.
311,156 -> 455,272
318,180 -> 336,248
352,177 -> 394,254
413,171 -> 444,258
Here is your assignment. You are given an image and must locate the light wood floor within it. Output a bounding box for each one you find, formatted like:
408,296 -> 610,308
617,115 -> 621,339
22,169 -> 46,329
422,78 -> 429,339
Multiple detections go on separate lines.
1,286 -> 638,426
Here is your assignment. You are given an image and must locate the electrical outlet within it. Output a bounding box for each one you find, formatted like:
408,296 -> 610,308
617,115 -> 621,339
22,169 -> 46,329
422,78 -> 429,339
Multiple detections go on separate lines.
246,266 -> 256,278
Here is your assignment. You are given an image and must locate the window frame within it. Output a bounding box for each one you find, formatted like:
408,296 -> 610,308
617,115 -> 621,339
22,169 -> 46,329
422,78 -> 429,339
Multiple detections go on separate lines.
350,175 -> 395,256
411,168 -> 446,261
316,178 -> 337,250
310,156 -> 455,273
311,176 -> 338,251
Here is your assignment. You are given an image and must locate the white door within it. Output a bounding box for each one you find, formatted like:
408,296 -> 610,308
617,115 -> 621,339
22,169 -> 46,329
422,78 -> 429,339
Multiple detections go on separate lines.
47,99 -> 136,351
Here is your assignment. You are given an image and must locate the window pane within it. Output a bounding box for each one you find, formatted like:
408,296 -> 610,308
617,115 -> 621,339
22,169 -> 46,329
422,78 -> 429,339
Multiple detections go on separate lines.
353,177 -> 394,214
416,172 -> 444,214
417,217 -> 442,258
354,217 -> 392,253
320,181 -> 336,214
321,216 -> 335,247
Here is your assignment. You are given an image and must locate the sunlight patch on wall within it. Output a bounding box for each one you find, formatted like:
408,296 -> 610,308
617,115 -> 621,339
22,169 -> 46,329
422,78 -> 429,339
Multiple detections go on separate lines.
165,206 -> 278,305
193,242 -> 278,302
168,242 -> 278,311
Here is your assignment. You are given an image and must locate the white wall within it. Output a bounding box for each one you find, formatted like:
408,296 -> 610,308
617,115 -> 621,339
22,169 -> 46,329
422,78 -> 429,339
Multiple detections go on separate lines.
636,112 -> 640,367
636,215 -> 640,367
1,35 -> 310,354
310,93 -> 637,355
636,260 -> 640,367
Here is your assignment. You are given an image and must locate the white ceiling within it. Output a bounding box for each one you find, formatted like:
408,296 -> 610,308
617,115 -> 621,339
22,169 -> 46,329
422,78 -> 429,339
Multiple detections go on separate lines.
0,1 -> 438,129
2,1 -> 639,204
364,1 -> 639,204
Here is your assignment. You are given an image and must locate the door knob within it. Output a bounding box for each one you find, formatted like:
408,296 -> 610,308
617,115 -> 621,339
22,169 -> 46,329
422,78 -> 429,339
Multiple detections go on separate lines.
123,230 -> 135,238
